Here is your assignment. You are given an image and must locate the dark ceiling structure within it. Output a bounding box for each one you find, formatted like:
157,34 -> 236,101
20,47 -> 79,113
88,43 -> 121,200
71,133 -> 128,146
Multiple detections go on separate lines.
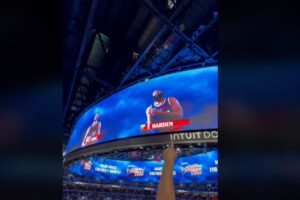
63,0 -> 218,147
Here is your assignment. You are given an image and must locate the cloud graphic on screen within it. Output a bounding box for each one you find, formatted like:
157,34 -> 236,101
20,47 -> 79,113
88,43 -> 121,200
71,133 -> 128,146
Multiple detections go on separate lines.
188,104 -> 218,129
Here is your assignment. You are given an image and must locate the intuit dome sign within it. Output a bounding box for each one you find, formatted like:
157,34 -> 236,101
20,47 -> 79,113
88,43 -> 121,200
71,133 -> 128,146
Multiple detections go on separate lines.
170,130 -> 218,142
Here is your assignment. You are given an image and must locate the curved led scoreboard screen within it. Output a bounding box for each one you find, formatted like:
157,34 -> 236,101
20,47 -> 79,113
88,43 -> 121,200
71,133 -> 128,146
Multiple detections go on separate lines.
68,149 -> 218,183
65,66 -> 218,155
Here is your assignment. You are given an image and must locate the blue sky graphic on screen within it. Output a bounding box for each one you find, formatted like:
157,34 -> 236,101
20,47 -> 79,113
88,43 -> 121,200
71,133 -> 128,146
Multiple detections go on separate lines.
66,67 -> 218,153
68,149 -> 218,183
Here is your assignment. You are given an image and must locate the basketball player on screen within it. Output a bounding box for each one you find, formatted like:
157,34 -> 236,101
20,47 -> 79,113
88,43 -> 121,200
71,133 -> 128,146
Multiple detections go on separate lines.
140,90 -> 183,133
82,112 -> 102,147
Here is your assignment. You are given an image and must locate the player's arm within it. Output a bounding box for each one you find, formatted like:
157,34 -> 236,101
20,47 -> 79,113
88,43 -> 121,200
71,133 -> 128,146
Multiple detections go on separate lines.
146,106 -> 152,129
97,122 -> 101,135
159,97 -> 183,118
141,106 -> 152,133
82,127 -> 90,146
156,141 -> 176,200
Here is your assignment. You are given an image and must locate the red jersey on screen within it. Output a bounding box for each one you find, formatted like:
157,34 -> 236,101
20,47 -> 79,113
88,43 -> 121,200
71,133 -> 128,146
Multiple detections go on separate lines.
151,98 -> 172,120
150,98 -> 183,132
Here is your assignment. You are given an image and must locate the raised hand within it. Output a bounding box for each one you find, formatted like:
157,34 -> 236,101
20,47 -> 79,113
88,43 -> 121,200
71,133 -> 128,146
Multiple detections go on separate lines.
162,140 -> 177,165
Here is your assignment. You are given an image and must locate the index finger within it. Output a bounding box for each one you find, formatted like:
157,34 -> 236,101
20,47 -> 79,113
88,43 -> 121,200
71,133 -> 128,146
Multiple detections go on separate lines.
170,138 -> 174,149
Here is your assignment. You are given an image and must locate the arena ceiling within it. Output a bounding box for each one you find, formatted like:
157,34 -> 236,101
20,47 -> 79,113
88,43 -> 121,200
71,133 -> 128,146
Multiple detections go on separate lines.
63,0 -> 218,147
